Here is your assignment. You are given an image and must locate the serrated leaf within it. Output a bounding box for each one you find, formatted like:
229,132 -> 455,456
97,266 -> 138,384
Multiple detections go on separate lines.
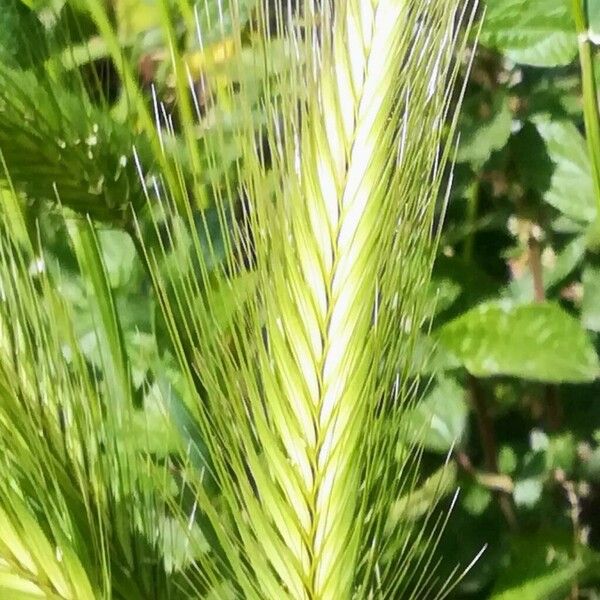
534,118 -> 597,223
480,0 -> 577,67
437,301 -> 600,383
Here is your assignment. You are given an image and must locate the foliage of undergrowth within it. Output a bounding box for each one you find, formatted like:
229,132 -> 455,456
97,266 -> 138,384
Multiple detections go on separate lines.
428,0 -> 600,597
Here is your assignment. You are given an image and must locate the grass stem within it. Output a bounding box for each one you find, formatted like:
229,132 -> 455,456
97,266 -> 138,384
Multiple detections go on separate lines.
572,0 -> 600,213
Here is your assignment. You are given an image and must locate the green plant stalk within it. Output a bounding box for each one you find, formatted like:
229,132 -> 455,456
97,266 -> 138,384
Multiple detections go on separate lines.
572,0 -> 600,212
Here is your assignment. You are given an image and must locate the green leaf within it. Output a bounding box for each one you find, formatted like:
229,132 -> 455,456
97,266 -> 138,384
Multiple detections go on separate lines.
437,301 -> 600,383
114,0 -> 258,46
160,516 -> 209,574
461,482 -> 492,516
0,0 -> 47,68
156,374 -> 219,495
387,463 -> 458,525
512,478 -> 543,508
129,383 -> 180,456
480,0 -> 577,67
431,255 -> 500,322
407,377 -> 468,453
97,230 -> 137,289
498,446 -> 518,475
207,270 -> 258,335
534,117 -> 597,223
457,93 -> 513,167
426,277 -> 462,317
67,219 -> 133,405
510,122 -> 554,192
545,432 -> 577,472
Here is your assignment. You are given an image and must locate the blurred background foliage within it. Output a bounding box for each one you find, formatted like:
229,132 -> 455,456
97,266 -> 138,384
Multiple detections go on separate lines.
4,0 -> 600,598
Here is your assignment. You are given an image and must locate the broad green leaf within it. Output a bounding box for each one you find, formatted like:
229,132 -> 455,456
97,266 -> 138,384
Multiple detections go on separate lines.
113,0 -> 161,39
457,93 -> 512,166
437,301 -> 600,383
552,215 -> 587,233
114,0 -> 258,45
498,446 -> 518,475
160,516 -> 209,573
207,271 -> 257,334
189,0 -> 258,46
545,432 -> 577,472
156,374 -> 219,495
520,76 -> 583,120
511,437 -> 546,508
407,377 -> 468,453
407,333 -> 462,376
534,118 -> 597,223
480,0 -> 577,67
